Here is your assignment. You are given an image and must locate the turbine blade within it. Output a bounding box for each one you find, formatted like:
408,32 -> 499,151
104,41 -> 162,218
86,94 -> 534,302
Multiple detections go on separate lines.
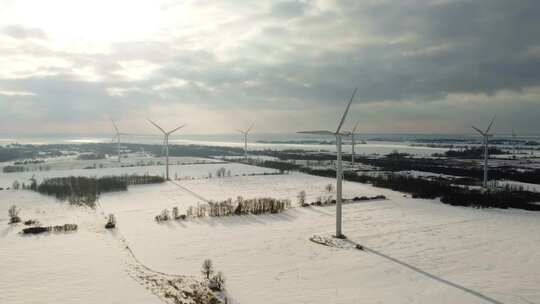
297,130 -> 335,136
246,124 -> 254,133
472,126 -> 485,136
236,129 -> 246,134
147,118 -> 166,134
352,120 -> 360,133
485,115 -> 496,133
167,124 -> 186,135
336,87 -> 357,133
110,118 -> 119,133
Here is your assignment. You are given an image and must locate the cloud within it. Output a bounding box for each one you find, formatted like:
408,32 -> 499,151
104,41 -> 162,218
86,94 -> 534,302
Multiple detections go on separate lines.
2,25 -> 47,40
0,0 -> 539,134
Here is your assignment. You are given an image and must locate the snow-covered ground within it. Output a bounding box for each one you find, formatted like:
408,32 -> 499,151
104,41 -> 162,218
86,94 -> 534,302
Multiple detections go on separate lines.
0,191 -> 159,304
0,160 -> 277,188
97,174 -> 540,304
1,163 -> 540,304
0,155 -> 221,172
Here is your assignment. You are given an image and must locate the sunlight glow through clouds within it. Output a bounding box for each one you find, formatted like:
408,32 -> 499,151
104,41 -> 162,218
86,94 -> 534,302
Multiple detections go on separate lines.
0,0 -> 162,45
0,0 -> 539,134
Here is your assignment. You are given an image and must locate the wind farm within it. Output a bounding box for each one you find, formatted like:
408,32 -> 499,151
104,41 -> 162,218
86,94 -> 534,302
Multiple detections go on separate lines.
2,1 -> 540,304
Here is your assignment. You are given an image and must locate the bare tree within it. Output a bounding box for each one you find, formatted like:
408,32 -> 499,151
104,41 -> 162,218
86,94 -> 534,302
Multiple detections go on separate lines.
202,259 -> 214,279
210,271 -> 225,291
297,190 -> 306,206
105,213 -> 116,229
325,183 -> 334,193
8,205 -> 21,224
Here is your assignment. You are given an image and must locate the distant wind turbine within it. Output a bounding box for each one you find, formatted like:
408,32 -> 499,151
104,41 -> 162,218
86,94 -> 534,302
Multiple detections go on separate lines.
147,119 -> 186,180
350,120 -> 360,167
237,124 -> 254,160
472,116 -> 495,188
298,88 -> 357,238
110,119 -> 129,163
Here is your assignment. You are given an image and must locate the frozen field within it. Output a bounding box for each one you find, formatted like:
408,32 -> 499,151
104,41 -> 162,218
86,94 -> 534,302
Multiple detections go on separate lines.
1,163 -> 540,304
0,160 -> 277,188
0,155 -> 216,171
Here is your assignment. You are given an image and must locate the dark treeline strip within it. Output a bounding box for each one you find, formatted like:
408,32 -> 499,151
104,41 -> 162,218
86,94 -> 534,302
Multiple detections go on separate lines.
2,165 -> 26,173
256,150 -> 540,185
356,157 -> 540,185
440,147 -> 506,158
0,147 -> 37,162
308,168 -> 540,211
22,224 -> 78,235
0,142 -> 246,163
35,175 -> 164,207
251,159 -> 540,211
189,197 -> 292,218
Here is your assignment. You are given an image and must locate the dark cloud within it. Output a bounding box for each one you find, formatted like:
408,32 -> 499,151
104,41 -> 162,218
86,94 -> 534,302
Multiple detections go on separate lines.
270,1 -> 310,18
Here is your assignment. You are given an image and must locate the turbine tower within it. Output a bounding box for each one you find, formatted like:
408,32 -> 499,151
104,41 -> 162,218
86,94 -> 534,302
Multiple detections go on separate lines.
350,120 -> 360,166
147,119 -> 186,180
472,116 -> 495,188
110,119 -> 129,163
237,125 -> 253,161
298,88 -> 357,238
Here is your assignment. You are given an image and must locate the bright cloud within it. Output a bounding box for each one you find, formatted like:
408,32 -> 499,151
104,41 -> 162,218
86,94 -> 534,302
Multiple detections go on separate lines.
0,0 -> 539,134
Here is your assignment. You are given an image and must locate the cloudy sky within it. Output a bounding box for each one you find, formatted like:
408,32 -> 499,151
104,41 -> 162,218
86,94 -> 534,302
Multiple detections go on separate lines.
0,0 -> 539,135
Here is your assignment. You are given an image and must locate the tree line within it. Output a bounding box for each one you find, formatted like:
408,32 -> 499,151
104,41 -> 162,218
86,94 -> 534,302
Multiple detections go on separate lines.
34,175 -> 164,207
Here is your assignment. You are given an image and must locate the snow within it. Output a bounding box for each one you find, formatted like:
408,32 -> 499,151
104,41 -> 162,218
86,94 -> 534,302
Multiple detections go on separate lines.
0,191 -> 159,304
0,160 -> 278,188
2,162 -> 540,304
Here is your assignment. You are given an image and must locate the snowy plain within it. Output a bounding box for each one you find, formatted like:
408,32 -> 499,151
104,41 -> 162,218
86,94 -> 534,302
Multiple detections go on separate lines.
1,160 -> 539,304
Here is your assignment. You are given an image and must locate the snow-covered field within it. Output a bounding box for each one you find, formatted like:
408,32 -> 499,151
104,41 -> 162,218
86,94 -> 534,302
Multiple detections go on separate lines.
1,155 -> 215,171
0,159 -> 277,189
1,162 -> 540,304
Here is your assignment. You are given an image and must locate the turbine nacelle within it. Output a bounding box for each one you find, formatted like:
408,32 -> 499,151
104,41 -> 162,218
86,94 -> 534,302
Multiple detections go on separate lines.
471,115 -> 496,137
147,119 -> 185,136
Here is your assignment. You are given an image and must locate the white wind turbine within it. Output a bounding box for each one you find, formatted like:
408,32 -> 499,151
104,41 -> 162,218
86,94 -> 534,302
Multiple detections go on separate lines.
237,124 -> 253,161
298,88 -> 357,238
472,116 -> 495,188
349,120 -> 360,167
110,119 -> 129,162
147,119 -> 186,180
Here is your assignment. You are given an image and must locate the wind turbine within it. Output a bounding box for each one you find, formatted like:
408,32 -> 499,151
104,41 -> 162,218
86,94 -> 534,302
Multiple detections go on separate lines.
147,119 -> 186,180
350,120 -> 360,167
472,116 -> 495,188
110,119 -> 129,162
298,88 -> 357,238
237,124 -> 253,161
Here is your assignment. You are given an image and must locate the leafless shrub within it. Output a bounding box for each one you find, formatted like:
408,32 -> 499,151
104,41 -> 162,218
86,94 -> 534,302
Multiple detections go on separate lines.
105,213 -> 116,229
297,190 -> 306,206
209,271 -> 225,291
325,183 -> 334,193
8,205 -> 21,224
202,259 -> 214,279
